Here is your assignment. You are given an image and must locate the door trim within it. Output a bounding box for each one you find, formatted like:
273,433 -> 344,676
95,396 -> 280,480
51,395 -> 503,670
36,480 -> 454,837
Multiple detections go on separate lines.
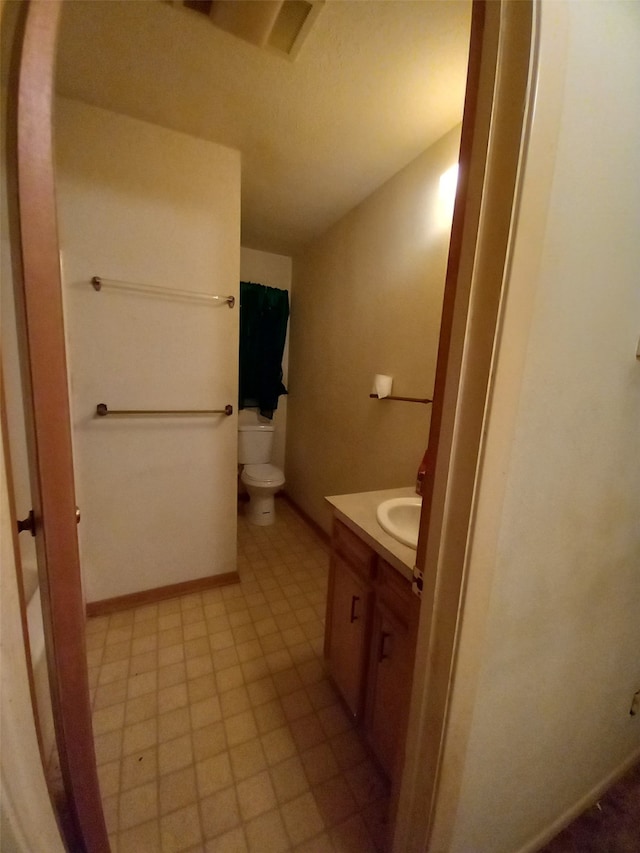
395,1 -> 537,849
11,1 -> 110,849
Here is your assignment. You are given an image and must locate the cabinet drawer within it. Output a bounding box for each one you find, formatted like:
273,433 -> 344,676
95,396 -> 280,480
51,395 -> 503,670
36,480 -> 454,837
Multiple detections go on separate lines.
332,519 -> 376,580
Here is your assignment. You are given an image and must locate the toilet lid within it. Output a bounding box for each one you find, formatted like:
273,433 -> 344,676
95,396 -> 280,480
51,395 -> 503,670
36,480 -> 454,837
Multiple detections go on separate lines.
242,463 -> 285,486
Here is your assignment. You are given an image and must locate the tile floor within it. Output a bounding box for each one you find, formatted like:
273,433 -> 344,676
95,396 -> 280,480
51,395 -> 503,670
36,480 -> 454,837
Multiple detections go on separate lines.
86,498 -> 390,852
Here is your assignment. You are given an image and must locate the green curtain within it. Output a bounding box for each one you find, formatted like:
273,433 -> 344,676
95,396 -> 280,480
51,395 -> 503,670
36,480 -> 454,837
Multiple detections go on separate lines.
239,281 -> 289,419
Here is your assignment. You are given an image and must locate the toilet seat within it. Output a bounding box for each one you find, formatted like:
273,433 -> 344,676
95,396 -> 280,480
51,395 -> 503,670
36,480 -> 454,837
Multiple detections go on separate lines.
241,463 -> 285,487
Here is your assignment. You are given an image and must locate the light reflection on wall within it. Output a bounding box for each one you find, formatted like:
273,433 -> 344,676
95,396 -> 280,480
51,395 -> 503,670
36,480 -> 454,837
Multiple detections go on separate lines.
437,162 -> 459,228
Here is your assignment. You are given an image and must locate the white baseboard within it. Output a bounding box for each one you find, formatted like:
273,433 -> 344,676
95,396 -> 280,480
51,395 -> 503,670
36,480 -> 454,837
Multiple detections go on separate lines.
516,747 -> 640,853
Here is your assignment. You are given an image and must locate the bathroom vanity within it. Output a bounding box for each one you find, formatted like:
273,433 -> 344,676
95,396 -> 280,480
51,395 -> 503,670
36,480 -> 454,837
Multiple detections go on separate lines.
324,488 -> 420,780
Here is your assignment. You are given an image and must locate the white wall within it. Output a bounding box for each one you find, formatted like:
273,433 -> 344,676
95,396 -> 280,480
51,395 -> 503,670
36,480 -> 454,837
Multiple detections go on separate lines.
286,126 -> 461,530
239,247 -> 291,472
441,3 -> 640,850
55,98 -> 241,603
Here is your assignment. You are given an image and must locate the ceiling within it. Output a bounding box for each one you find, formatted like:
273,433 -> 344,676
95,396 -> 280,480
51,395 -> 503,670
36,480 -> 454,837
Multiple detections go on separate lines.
56,0 -> 471,255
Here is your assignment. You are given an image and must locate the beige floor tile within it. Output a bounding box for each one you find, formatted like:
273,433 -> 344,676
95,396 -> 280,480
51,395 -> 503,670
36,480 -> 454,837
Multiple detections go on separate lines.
204,825 -> 249,853
220,685 -> 251,718
261,725 -> 298,767
224,709 -> 258,746
118,818 -> 161,853
329,813 -> 377,853
207,613 -> 232,634
102,640 -> 132,665
158,661 -> 188,689
123,718 -> 157,756
300,742 -> 340,787
187,673 -> 217,703
192,721 -> 227,762
132,619 -> 158,640
204,600 -> 226,619
94,729 -> 123,766
184,636 -> 210,660
121,745 -> 157,792
270,754 -> 310,804
266,650 -> 294,674
201,785 -> 241,840
97,759 -> 121,799
99,659 -> 130,686
236,639 -> 264,663
158,682 -> 188,714
244,808 -> 290,853
130,649 -> 158,676
159,765 -> 198,815
183,620 -> 207,641
127,670 -> 158,700
182,605 -> 205,625
293,834 -> 335,853
158,598 -> 182,617
160,803 -> 203,852
131,634 -> 158,656
229,737 -> 267,781
281,688 -> 314,722
190,694 -> 222,730
216,664 -> 245,692
93,702 -> 126,736
196,751 -> 233,797
125,692 -> 157,726
228,608 -> 253,628
313,775 -> 359,828
232,623 -> 259,644
280,791 -> 325,846
289,713 -> 326,752
241,657 -> 271,683
118,780 -> 158,832
186,654 -> 215,680
212,645 -> 241,671
158,734 -> 193,776
158,626 -> 183,649
236,769 -> 277,821
317,703 -> 352,739
306,679 -> 337,712
246,675 -> 277,707
102,793 -> 120,835
158,612 -> 182,632
159,705 -> 191,742
253,699 -> 287,736
158,644 -> 185,668
343,760 -> 389,808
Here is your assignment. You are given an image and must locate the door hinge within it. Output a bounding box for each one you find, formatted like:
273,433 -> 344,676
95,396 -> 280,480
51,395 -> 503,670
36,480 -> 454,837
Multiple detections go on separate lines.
17,509 -> 36,537
412,565 -> 423,599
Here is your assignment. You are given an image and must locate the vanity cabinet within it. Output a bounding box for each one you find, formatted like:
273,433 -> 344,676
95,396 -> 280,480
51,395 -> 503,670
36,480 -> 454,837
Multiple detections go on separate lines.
324,518 -> 420,778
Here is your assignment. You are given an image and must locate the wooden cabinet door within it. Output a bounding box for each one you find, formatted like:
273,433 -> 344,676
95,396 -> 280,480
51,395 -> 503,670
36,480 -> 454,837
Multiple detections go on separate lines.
366,603 -> 414,776
325,555 -> 371,718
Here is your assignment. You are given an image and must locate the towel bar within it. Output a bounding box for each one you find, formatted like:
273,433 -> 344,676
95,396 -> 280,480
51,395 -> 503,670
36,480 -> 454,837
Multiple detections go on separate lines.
95,403 -> 233,417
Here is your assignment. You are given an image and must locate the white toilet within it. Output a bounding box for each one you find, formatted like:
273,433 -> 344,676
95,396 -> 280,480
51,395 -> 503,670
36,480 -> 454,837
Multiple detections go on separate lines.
238,423 -> 285,526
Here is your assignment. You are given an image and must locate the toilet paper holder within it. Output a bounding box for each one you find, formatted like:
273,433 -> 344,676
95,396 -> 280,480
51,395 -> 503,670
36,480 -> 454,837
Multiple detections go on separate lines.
369,393 -> 432,404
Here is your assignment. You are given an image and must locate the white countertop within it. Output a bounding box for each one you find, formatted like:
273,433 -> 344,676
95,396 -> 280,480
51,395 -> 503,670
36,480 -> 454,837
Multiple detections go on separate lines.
325,486 -> 418,581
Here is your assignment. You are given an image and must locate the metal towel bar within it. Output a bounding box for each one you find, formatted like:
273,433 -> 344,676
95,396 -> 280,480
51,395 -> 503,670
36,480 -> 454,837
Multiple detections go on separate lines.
96,403 -> 233,418
91,276 -> 235,308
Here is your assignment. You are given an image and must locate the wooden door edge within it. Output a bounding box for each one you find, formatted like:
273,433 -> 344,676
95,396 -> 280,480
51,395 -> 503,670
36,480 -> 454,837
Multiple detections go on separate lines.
392,1 -> 538,850
13,2 -> 110,850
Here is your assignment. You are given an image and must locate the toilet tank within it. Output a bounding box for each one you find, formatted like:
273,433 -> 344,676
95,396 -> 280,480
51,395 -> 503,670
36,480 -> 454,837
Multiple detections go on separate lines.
238,424 -> 275,464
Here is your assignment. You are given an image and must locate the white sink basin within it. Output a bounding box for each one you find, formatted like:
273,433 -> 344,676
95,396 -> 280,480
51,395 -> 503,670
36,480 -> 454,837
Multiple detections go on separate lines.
376,496 -> 422,550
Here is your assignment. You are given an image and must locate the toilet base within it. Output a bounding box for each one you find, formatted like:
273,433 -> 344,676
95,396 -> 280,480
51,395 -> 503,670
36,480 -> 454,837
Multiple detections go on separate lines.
246,492 -> 276,526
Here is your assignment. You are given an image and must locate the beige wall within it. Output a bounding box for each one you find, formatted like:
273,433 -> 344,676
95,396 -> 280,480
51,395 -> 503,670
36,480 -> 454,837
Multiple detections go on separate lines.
438,2 -> 640,850
55,98 -> 241,602
286,126 -> 461,530
239,247 -> 292,472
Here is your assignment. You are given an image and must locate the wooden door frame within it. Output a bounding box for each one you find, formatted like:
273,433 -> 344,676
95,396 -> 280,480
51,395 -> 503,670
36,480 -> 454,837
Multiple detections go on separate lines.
3,0 -> 535,850
394,1 -> 537,850
6,1 -> 110,849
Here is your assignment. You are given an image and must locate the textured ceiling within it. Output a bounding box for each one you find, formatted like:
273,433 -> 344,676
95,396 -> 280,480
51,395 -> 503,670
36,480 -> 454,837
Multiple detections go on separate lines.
56,0 -> 471,255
